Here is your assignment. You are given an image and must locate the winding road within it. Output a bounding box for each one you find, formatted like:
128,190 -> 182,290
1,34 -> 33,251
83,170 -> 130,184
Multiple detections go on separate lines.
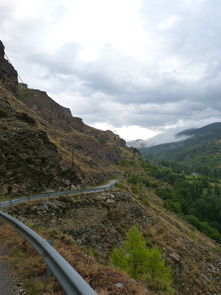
0,180 -> 118,208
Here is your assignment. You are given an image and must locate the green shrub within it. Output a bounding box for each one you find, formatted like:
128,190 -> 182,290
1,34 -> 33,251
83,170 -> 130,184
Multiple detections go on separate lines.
110,226 -> 176,294
164,200 -> 182,214
131,183 -> 141,194
127,174 -> 150,187
142,197 -> 149,206
150,181 -> 158,188
0,108 -> 8,117
115,182 -> 125,189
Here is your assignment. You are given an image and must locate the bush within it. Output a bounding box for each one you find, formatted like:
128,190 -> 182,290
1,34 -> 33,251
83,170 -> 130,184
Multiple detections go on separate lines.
115,182 -> 125,189
185,215 -> 221,243
110,226 -> 176,294
127,174 -> 150,187
164,200 -> 182,214
0,108 -> 8,117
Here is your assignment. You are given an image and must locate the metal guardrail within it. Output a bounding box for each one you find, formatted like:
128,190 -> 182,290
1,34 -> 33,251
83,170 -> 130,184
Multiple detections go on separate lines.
0,180 -> 118,295
0,210 -> 97,295
0,180 -> 118,208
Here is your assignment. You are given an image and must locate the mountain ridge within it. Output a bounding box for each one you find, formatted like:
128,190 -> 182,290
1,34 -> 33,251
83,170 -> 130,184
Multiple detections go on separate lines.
140,122 -> 221,176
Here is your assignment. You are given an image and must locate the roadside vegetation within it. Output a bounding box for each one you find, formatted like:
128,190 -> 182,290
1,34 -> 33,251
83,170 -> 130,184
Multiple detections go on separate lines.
110,226 -> 176,295
0,221 -> 152,295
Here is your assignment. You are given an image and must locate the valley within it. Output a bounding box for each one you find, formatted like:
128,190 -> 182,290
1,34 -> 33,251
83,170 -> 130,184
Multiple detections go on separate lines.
1,40 -> 221,295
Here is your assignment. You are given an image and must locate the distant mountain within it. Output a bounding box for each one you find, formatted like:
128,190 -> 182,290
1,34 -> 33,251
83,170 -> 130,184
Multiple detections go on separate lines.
127,129 -> 192,149
140,123 -> 221,177
176,128 -> 198,137
127,139 -> 148,148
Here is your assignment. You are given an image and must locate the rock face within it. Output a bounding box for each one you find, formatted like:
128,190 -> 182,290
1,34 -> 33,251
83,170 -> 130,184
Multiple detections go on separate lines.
17,85 -> 83,132
0,86 -> 82,196
0,41 -> 4,57
16,83 -> 126,184
17,83 -> 126,148
0,41 -> 18,95
0,40 -> 127,196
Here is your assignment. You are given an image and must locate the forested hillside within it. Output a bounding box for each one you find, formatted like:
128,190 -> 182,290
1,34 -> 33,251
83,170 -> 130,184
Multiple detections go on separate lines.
142,161 -> 221,244
140,123 -> 221,178
140,124 -> 221,243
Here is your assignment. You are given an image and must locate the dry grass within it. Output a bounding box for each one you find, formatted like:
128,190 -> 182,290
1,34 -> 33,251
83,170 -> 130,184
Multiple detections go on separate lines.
0,220 -> 153,295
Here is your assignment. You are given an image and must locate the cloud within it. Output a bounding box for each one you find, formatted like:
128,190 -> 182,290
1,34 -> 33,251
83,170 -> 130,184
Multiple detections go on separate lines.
0,0 -> 221,140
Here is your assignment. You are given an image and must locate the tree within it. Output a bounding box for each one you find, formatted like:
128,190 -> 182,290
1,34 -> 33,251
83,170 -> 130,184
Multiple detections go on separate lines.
110,226 -> 176,294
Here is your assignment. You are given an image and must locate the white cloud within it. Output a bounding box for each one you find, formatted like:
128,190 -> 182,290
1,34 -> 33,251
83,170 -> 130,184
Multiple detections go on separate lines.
92,122 -> 159,141
158,16 -> 179,31
0,0 -> 221,141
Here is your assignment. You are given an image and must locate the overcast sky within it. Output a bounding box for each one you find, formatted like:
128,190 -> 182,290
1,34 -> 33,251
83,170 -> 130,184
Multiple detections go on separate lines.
1,0 -> 221,141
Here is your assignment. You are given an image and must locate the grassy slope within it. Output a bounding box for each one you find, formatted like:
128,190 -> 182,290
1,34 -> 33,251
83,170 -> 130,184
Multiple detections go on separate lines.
3,154 -> 221,295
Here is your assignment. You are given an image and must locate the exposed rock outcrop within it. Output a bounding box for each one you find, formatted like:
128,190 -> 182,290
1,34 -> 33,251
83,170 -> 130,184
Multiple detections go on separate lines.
16,83 -> 126,183
0,41 -> 18,95
0,86 -> 83,196
0,41 -> 4,57
0,40 -> 127,196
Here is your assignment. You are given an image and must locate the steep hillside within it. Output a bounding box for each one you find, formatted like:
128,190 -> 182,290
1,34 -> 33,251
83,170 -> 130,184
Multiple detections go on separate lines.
140,123 -> 221,177
17,83 -> 126,166
0,40 -> 128,197
5,169 -> 221,295
0,85 -> 81,196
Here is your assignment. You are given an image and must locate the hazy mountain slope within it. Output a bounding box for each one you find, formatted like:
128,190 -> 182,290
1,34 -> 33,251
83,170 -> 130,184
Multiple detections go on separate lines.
140,123 -> 221,176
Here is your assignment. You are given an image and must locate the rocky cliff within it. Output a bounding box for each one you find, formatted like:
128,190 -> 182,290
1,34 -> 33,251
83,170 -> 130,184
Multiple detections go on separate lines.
0,41 -> 18,95
0,41 -> 127,197
0,85 -> 81,196
16,83 -> 127,186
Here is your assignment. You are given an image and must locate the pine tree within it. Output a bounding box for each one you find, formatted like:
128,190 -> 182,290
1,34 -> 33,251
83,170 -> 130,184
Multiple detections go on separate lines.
110,226 -> 176,294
